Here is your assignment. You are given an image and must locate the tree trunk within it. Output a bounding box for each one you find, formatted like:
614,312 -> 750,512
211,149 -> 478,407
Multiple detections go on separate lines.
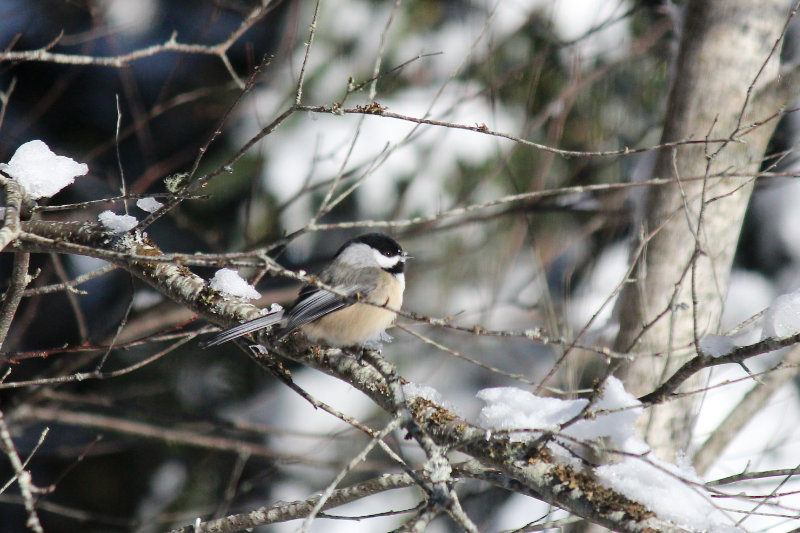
613,0 -> 790,460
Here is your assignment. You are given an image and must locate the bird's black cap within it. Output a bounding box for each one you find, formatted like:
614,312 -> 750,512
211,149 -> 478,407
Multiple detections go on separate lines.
338,233 -> 404,258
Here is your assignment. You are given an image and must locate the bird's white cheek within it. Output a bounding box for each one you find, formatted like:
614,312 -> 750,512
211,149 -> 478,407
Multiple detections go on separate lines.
373,249 -> 404,270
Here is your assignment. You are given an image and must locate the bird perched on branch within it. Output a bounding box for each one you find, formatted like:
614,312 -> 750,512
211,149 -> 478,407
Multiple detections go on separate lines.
203,233 -> 408,348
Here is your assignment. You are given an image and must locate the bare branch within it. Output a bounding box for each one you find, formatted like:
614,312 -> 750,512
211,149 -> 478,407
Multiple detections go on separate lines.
0,176 -> 24,251
168,473 -> 420,533
12,405 -> 281,459
0,2 -> 276,88
0,407 -> 44,533
299,418 -> 403,532
0,251 -> 30,350
296,104 -> 746,158
295,0 -> 321,105
640,333 -> 800,405
693,346 -> 800,474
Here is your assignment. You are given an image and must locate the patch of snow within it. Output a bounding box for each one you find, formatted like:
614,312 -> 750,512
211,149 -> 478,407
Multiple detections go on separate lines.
136,197 -> 164,213
699,334 -> 737,358
98,210 -> 138,233
762,289 -> 800,339
1,140 -> 88,199
209,269 -> 260,300
478,377 -> 742,532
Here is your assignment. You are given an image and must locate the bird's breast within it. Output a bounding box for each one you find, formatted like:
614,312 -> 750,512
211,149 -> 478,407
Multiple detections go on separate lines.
300,275 -> 404,347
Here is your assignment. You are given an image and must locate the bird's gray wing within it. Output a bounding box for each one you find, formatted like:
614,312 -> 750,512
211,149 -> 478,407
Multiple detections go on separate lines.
281,284 -> 370,335
201,310 -> 283,347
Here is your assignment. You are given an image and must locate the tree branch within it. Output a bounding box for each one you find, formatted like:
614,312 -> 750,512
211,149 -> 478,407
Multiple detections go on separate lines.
639,332 -> 800,405
167,472 -> 420,533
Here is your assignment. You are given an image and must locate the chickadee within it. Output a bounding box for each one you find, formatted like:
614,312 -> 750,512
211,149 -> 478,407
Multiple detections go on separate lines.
203,233 -> 408,348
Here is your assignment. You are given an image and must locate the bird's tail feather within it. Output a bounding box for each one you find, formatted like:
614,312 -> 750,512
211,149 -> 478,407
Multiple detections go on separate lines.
200,311 -> 284,348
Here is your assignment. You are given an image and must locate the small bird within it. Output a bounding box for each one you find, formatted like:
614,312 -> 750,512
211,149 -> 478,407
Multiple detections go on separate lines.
203,233 -> 408,348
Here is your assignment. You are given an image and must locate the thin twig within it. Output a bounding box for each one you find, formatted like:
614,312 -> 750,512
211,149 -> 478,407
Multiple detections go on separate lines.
0,2 -> 277,88
21,263 -> 117,297
48,252 -> 89,341
0,407 -> 44,533
13,404 -> 281,459
297,104 -> 750,158
295,0 -> 321,105
299,418 -> 403,533
171,472 -> 421,533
